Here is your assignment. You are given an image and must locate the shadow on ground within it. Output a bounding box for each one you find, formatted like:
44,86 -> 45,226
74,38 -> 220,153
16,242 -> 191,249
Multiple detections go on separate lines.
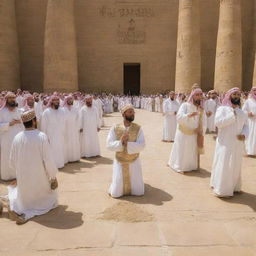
60,157 -> 113,174
221,192 -> 256,211
32,205 -> 84,229
121,183 -> 172,206
184,168 -> 211,178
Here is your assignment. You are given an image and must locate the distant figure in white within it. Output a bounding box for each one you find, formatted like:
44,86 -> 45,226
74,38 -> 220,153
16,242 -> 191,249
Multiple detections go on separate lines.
204,90 -> 219,133
107,104 -> 145,198
80,96 -> 101,158
162,91 -> 180,142
242,87 -> 256,156
6,110 -> 58,224
211,88 -> 248,197
168,88 -> 206,173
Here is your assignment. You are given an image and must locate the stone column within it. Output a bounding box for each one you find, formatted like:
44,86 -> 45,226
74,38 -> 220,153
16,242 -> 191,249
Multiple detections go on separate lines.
214,0 -> 242,92
0,0 -> 20,91
175,0 -> 201,93
252,1 -> 256,86
44,0 -> 78,92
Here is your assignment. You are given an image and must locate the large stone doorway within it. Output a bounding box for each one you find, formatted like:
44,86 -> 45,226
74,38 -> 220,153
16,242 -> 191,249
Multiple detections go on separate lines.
123,63 -> 140,95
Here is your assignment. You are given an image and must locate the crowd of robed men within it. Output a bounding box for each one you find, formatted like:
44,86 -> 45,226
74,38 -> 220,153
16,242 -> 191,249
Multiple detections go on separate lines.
0,85 -> 255,224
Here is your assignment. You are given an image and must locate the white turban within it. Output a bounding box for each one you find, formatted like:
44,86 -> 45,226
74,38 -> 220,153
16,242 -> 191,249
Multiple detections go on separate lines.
121,104 -> 134,114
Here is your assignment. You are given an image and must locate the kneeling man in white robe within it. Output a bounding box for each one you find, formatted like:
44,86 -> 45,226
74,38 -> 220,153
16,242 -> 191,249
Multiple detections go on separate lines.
210,88 -> 248,197
4,110 -> 58,224
107,104 -> 145,198
168,88 -> 207,173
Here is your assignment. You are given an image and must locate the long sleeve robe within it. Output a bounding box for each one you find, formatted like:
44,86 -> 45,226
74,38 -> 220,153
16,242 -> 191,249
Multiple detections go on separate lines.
204,98 -> 218,132
210,106 -> 249,197
0,107 -> 24,180
8,130 -> 58,220
80,106 -> 101,158
63,106 -> 81,163
168,102 -> 207,172
40,108 -> 66,169
162,99 -> 180,141
242,98 -> 256,155
107,125 -> 145,198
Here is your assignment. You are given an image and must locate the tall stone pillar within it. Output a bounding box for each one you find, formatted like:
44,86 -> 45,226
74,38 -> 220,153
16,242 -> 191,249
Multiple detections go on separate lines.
214,0 -> 242,92
252,1 -> 256,86
0,0 -> 20,91
44,0 -> 78,92
175,0 -> 201,93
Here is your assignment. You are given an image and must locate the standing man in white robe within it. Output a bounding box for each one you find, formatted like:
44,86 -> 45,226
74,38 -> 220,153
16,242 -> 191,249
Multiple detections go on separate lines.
80,96 -> 101,158
107,104 -> 145,198
41,96 -> 66,169
210,88 -> 248,197
204,90 -> 218,133
0,93 -> 24,180
93,95 -> 104,127
168,88 -> 207,173
242,87 -> 256,156
63,95 -> 81,163
162,91 -> 180,142
6,110 -> 58,224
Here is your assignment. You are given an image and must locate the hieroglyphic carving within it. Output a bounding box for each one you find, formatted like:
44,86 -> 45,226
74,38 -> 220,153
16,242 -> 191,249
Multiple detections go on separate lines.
99,6 -> 154,18
117,19 -> 146,44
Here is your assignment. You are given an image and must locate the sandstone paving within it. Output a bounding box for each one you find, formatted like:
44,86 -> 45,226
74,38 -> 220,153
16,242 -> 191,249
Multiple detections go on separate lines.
0,110 -> 256,255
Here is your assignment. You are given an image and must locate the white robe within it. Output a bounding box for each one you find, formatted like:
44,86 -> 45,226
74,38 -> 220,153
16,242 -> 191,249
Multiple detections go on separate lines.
63,106 -> 81,163
210,106 -> 248,197
168,102 -> 207,172
80,106 -> 101,157
0,107 -> 24,180
40,108 -> 66,169
8,130 -> 58,220
93,99 -> 104,126
107,125 -> 145,198
204,99 -> 217,132
242,98 -> 256,155
162,99 -> 180,141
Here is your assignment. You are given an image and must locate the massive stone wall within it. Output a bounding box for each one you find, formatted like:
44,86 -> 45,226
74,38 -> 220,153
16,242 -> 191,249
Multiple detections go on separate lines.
0,0 -> 255,93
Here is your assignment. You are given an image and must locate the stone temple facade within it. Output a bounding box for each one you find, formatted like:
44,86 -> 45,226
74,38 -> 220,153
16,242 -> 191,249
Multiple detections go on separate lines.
0,0 -> 255,94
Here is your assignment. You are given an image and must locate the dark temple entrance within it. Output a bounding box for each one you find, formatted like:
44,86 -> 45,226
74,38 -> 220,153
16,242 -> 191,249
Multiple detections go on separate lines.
123,63 -> 140,95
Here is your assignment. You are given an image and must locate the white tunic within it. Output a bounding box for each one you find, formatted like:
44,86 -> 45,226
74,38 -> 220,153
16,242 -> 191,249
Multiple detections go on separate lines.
40,108 -> 66,169
162,99 -> 180,141
242,98 -> 256,155
80,106 -> 101,157
168,102 -> 207,172
107,125 -> 145,198
0,107 -> 24,180
204,99 -> 218,132
8,130 -> 58,220
210,106 -> 248,196
63,106 -> 81,162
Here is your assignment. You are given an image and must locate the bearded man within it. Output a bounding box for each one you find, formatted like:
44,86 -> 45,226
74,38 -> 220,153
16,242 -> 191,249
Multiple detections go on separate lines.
210,88 -> 248,197
168,88 -> 207,173
0,93 -> 24,180
107,104 -> 145,198
41,95 -> 66,168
